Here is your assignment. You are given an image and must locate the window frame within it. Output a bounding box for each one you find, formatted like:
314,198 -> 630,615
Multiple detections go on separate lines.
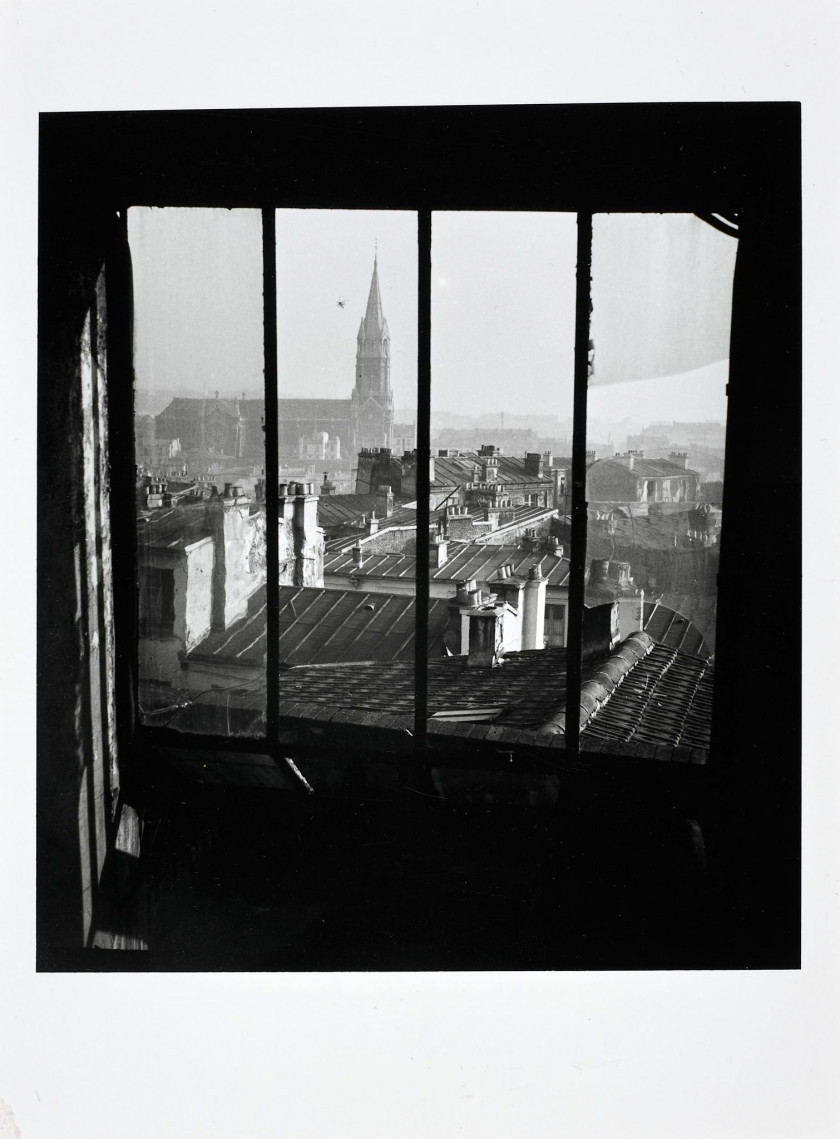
38,106 -> 801,964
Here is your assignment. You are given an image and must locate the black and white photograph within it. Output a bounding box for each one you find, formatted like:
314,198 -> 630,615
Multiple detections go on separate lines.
3,2 -> 838,1137
35,106 -> 800,972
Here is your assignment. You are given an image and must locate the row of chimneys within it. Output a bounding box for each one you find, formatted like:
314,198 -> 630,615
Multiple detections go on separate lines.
203,481 -> 322,631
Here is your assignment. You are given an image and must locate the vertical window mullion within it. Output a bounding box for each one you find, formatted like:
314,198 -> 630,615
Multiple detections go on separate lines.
262,210 -> 280,747
414,210 -> 432,751
565,211 -> 593,755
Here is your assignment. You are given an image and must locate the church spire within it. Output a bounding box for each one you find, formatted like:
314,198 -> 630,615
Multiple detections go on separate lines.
359,252 -> 389,341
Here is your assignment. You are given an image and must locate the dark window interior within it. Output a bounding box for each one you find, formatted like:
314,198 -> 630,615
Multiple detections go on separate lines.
37,105 -> 801,970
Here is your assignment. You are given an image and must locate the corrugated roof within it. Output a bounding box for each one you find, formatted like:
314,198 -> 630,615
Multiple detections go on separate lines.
591,456 -> 698,481
642,601 -> 711,658
431,451 -> 562,488
317,495 -> 381,527
324,544 -> 571,589
317,496 -> 417,529
186,584 -> 453,667
136,503 -> 211,550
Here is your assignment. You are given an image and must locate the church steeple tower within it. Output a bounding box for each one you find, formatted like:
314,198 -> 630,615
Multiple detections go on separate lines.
351,251 -> 394,451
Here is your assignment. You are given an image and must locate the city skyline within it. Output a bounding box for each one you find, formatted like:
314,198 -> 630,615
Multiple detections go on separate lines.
129,207 -> 731,424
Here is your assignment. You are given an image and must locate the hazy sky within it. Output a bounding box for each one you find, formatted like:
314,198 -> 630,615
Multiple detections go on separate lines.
128,207 -> 733,424
275,209 -> 418,408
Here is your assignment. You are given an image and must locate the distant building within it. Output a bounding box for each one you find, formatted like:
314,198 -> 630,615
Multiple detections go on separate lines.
350,253 -> 394,450
299,431 -> 341,461
152,255 -> 394,459
586,451 -> 699,507
627,421 -> 726,451
354,443 -> 569,513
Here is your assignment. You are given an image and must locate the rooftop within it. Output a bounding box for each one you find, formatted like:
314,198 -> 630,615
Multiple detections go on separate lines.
324,543 -> 571,589
431,451 -> 568,488
168,631 -> 714,761
186,584 -> 454,668
590,456 -> 699,481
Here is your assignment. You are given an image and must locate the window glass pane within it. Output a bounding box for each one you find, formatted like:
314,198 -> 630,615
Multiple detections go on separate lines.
273,210 -> 419,728
128,208 -> 267,736
429,212 -> 576,760
581,213 -> 736,757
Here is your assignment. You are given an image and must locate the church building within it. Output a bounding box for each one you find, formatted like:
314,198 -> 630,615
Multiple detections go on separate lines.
153,255 -> 399,460
350,252 -> 394,450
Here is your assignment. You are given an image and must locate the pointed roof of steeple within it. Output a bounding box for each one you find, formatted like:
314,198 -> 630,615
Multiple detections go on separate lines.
358,253 -> 389,340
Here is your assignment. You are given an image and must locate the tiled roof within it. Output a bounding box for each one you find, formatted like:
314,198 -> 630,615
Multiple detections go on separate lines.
186,585 -> 453,667
168,628 -> 715,760
276,650 -> 569,727
272,632 -> 714,755
582,640 -> 714,752
323,544 -> 571,589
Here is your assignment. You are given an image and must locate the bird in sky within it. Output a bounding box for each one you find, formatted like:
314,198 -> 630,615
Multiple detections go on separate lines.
337,297 -> 350,309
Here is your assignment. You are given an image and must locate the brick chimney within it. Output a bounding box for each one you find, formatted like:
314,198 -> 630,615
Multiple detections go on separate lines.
524,452 -> 543,477
669,451 -> 689,469
521,565 -> 547,650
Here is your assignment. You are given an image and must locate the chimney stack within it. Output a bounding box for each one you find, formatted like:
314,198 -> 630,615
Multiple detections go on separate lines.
206,484 -> 252,630
521,564 -> 547,650
669,451 -> 689,469
466,605 -> 505,669
524,452 -> 543,477
278,481 -> 324,587
590,557 -> 610,583
429,533 -> 448,568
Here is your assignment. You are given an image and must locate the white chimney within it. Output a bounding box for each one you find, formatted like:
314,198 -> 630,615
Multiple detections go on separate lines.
521,565 -> 547,650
